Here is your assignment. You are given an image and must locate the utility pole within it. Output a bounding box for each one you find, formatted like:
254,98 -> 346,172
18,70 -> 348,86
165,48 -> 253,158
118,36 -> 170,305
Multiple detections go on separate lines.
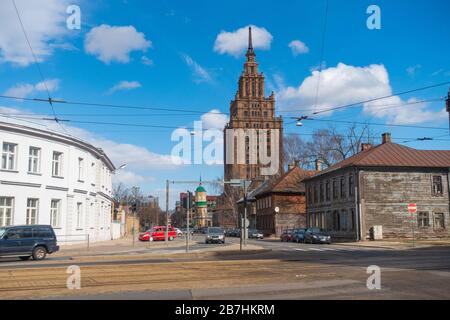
186,191 -> 192,253
446,87 -> 450,135
165,179 -> 169,244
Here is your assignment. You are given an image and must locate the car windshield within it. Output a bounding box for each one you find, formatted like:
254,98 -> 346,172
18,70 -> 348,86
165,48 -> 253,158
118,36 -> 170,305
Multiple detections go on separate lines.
309,228 -> 324,233
0,228 -> 5,238
208,227 -> 224,234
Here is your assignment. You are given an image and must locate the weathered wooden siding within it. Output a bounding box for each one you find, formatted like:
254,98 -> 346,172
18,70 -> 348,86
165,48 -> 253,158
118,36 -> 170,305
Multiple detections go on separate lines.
361,168 -> 450,239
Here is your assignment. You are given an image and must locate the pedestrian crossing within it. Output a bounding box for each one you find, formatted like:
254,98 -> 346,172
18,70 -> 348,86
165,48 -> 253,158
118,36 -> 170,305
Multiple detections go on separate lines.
281,246 -> 374,253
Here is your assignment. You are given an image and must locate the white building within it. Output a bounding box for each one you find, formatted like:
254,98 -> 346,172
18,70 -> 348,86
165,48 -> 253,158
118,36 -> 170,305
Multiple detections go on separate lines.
0,121 -> 116,243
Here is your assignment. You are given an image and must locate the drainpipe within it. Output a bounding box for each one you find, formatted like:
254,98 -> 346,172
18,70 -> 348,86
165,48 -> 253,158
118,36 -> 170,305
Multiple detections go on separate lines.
354,168 -> 361,241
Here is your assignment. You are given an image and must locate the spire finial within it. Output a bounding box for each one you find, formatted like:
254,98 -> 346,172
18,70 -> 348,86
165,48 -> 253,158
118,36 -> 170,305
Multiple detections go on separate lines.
246,25 -> 255,61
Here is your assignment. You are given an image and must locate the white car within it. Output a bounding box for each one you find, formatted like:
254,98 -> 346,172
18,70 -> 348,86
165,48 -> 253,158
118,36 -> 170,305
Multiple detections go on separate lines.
174,228 -> 183,236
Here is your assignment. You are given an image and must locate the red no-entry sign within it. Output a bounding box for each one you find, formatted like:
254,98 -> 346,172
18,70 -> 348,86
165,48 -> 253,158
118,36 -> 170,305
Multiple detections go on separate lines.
408,203 -> 417,214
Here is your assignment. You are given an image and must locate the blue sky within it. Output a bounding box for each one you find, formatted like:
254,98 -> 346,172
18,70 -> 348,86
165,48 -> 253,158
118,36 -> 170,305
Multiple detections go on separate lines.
0,0 -> 449,207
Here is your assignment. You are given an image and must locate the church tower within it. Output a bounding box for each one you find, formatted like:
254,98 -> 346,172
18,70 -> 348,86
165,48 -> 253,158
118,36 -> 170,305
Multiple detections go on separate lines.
224,27 -> 284,181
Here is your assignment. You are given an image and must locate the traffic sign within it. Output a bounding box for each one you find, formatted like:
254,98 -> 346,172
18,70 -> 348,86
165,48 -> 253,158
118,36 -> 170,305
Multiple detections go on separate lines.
407,203 -> 417,214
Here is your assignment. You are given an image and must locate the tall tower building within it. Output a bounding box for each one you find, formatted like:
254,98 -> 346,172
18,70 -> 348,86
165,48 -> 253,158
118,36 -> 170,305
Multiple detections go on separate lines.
224,27 -> 283,181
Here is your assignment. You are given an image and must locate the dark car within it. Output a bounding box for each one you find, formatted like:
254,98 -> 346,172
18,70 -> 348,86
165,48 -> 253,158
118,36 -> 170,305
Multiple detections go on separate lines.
205,227 -> 225,244
0,225 -> 59,261
304,228 -> 331,244
280,229 -> 294,242
292,229 -> 307,243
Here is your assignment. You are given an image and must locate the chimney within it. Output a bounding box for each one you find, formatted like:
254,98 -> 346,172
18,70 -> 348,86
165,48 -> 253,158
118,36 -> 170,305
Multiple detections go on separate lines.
288,160 -> 299,171
361,143 -> 373,152
382,132 -> 392,144
315,159 -> 322,172
288,161 -> 295,171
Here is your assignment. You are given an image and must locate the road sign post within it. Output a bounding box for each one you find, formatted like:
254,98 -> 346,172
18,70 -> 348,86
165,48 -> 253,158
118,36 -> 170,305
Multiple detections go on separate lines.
408,203 -> 417,248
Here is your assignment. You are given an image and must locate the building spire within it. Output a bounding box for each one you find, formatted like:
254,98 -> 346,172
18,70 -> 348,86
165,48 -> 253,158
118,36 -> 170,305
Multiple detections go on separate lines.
246,26 -> 255,61
248,26 -> 253,50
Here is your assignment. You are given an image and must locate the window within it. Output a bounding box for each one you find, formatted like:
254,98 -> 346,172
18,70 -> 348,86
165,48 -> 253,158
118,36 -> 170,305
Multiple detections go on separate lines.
307,186 -> 312,205
26,198 -> 39,225
0,197 -> 14,226
340,177 -> 346,198
341,210 -> 348,231
349,175 -> 354,196
333,210 -> 340,231
417,212 -> 430,228
1,143 -> 17,170
325,180 -> 330,201
434,213 -> 445,230
332,179 -> 338,200
52,152 -> 63,177
313,185 -> 318,204
432,176 -> 443,195
78,158 -> 84,181
76,202 -> 83,228
28,147 -> 41,173
50,199 -> 61,228
319,183 -> 324,203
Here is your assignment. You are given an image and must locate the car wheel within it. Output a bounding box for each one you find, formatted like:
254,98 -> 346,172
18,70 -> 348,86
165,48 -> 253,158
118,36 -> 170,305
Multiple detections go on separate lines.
32,246 -> 47,261
19,256 -> 31,261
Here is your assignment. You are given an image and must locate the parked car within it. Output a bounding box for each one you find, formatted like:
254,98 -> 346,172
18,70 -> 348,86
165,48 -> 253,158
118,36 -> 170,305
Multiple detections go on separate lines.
174,228 -> 183,236
280,229 -> 294,242
304,228 -> 331,244
248,229 -> 264,240
0,225 -> 59,261
139,226 -> 177,241
205,227 -> 225,244
180,228 -> 194,235
292,229 -> 307,243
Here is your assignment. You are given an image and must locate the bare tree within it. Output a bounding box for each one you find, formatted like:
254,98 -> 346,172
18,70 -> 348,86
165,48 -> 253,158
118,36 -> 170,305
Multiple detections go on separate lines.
283,134 -> 309,168
211,177 -> 241,228
284,124 -> 376,170
112,183 -> 131,205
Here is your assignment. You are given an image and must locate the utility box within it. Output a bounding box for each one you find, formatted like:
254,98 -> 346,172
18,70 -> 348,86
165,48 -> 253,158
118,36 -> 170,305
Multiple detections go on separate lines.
370,225 -> 383,240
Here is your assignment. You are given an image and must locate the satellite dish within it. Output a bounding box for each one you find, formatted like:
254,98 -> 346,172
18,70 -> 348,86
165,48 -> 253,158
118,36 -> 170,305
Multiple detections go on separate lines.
274,207 -> 280,213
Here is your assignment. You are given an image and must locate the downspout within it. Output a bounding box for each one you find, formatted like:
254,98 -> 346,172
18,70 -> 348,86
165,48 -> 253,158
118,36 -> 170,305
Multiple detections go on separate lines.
354,168 -> 361,241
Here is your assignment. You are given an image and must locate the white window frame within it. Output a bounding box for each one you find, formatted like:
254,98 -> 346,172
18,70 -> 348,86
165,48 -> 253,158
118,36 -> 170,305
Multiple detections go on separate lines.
78,158 -> 84,181
0,197 -> 14,227
26,198 -> 39,225
52,152 -> 63,177
76,202 -> 83,229
28,147 -> 41,174
1,143 -> 17,171
50,199 -> 61,228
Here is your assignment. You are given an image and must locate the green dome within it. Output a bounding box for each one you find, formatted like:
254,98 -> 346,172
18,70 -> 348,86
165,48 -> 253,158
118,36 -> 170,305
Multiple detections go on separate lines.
195,185 -> 207,193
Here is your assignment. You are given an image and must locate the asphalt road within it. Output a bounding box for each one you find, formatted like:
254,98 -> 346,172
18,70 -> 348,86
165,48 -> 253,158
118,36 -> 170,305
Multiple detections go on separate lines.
1,236 -> 449,299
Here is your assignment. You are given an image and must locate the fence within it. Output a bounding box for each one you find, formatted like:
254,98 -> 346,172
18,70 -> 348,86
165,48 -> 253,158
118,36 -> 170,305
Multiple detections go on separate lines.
56,234 -> 90,249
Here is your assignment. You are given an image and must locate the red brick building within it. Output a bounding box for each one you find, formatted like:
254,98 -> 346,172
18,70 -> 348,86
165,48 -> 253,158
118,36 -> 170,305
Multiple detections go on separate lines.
250,166 -> 316,236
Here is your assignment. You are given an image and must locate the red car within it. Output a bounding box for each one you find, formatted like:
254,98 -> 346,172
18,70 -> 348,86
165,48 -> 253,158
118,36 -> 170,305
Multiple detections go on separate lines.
139,226 -> 177,241
280,229 -> 294,242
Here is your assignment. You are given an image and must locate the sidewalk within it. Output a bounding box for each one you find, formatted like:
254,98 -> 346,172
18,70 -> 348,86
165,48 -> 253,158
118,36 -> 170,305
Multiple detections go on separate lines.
337,238 -> 450,250
54,236 -> 197,257
54,236 -> 266,259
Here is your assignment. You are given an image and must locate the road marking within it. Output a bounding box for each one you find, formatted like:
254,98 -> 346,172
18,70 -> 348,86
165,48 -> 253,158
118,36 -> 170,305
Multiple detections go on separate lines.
294,248 -> 306,251
308,248 -> 325,251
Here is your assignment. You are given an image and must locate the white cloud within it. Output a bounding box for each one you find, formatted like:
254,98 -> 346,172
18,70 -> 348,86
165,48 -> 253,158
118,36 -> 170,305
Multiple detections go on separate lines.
107,80 -> 142,94
278,62 -> 444,124
213,25 -> 273,57
141,55 -> 153,66
288,40 -> 309,56
406,64 -> 421,77
84,24 -> 151,64
0,106 -> 183,189
0,0 -> 71,66
113,170 -> 155,185
181,54 -> 212,83
4,79 -> 60,98
200,109 -> 228,129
